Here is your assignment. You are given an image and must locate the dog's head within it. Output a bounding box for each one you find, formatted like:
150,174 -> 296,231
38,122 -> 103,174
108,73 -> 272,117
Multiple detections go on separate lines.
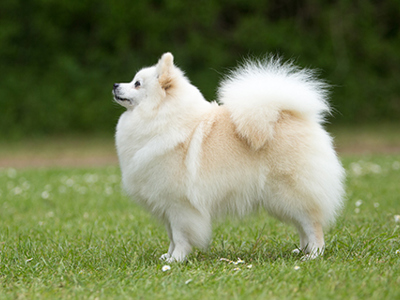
112,52 -> 181,110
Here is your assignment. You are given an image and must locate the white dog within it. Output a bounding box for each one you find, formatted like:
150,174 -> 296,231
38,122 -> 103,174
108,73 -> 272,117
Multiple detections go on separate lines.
113,53 -> 345,262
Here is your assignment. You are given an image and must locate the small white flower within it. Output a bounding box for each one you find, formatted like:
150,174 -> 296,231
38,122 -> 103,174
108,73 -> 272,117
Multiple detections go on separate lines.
394,215 -> 400,223
46,211 -> 54,218
219,258 -> 231,262
236,258 -> 245,264
247,264 -> 253,269
41,191 -> 50,199
7,168 -> 17,178
369,164 -> 381,174
84,174 -> 99,183
374,203 -> 380,208
13,187 -> 22,195
185,279 -> 192,284
355,200 -> 363,207
392,161 -> 400,170
66,178 -> 74,187
395,250 -> 400,254
25,258 -> 33,263
355,208 -> 360,214
294,266 -> 300,270
350,163 -> 362,176
161,265 -> 171,272
233,267 -> 241,271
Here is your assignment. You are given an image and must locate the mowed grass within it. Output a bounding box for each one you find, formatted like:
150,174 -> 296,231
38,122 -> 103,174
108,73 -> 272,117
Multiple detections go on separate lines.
1,155 -> 400,299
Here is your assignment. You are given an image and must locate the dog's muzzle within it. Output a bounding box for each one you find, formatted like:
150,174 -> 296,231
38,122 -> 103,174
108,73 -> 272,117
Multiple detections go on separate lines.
112,83 -> 131,103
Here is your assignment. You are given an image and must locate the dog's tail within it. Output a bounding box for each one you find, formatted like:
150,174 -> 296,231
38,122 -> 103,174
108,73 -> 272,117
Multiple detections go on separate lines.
218,57 -> 330,150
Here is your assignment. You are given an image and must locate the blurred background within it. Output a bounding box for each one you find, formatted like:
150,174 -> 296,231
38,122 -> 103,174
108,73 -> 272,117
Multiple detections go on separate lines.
0,0 -> 399,165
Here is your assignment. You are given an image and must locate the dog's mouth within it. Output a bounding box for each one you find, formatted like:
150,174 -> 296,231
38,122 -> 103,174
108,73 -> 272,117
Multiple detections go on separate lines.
113,91 -> 134,106
114,95 -> 131,102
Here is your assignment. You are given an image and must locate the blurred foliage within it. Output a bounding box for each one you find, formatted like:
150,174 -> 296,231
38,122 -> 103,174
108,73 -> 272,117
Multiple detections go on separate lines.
0,0 -> 399,137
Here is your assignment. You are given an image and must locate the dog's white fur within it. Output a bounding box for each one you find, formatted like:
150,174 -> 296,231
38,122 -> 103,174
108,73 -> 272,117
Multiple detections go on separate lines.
114,53 -> 345,262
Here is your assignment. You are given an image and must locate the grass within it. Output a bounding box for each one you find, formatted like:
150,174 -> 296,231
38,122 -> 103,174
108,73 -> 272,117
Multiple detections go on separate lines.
1,155 -> 400,299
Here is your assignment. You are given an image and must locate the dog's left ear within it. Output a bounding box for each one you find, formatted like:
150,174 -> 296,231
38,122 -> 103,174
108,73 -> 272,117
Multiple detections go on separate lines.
156,52 -> 174,91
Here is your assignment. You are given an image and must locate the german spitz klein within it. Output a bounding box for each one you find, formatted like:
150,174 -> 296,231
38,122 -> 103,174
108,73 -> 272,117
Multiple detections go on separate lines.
113,53 -> 345,262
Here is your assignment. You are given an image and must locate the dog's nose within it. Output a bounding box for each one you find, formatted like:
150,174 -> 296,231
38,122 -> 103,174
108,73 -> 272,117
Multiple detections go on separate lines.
113,83 -> 120,89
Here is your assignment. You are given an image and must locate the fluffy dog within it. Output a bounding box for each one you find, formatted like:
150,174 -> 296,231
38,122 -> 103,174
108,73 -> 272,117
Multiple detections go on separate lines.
113,53 -> 345,262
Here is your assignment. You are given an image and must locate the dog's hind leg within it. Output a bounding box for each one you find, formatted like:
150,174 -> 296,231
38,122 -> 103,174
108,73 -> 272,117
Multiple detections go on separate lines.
293,217 -> 325,260
160,222 -> 175,261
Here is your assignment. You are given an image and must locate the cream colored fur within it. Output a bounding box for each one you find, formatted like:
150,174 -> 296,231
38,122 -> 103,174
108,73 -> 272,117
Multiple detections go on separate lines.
114,53 -> 345,262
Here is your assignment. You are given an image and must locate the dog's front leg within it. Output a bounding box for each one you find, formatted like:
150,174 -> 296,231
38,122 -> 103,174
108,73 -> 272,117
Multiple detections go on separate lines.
166,223 -> 192,263
162,206 -> 211,263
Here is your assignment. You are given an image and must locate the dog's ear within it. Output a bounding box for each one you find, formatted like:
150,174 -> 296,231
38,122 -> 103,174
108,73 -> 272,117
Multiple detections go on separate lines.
157,52 -> 174,91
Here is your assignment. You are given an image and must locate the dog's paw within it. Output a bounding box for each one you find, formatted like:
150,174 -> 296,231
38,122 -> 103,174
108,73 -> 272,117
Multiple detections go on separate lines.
301,254 -> 316,261
165,257 -> 177,263
300,251 -> 322,261
159,253 -> 171,261
164,255 -> 187,263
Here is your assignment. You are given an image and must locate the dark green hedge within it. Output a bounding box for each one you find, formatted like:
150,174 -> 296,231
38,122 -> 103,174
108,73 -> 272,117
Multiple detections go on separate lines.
1,0 -> 399,137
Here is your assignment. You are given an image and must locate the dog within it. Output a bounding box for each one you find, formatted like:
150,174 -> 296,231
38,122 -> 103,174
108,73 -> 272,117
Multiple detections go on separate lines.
113,53 -> 345,262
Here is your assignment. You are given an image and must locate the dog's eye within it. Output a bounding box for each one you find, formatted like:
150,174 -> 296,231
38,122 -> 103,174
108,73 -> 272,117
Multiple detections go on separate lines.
134,81 -> 141,88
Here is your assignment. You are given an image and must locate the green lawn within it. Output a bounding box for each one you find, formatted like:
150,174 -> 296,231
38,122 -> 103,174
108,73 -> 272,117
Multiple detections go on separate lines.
1,155 -> 400,299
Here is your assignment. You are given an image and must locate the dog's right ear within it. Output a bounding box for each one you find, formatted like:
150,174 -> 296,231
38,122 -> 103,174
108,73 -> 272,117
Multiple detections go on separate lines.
156,52 -> 174,91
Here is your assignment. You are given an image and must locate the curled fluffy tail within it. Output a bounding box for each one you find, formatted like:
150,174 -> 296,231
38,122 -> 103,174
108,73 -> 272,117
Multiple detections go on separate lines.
218,57 -> 330,150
